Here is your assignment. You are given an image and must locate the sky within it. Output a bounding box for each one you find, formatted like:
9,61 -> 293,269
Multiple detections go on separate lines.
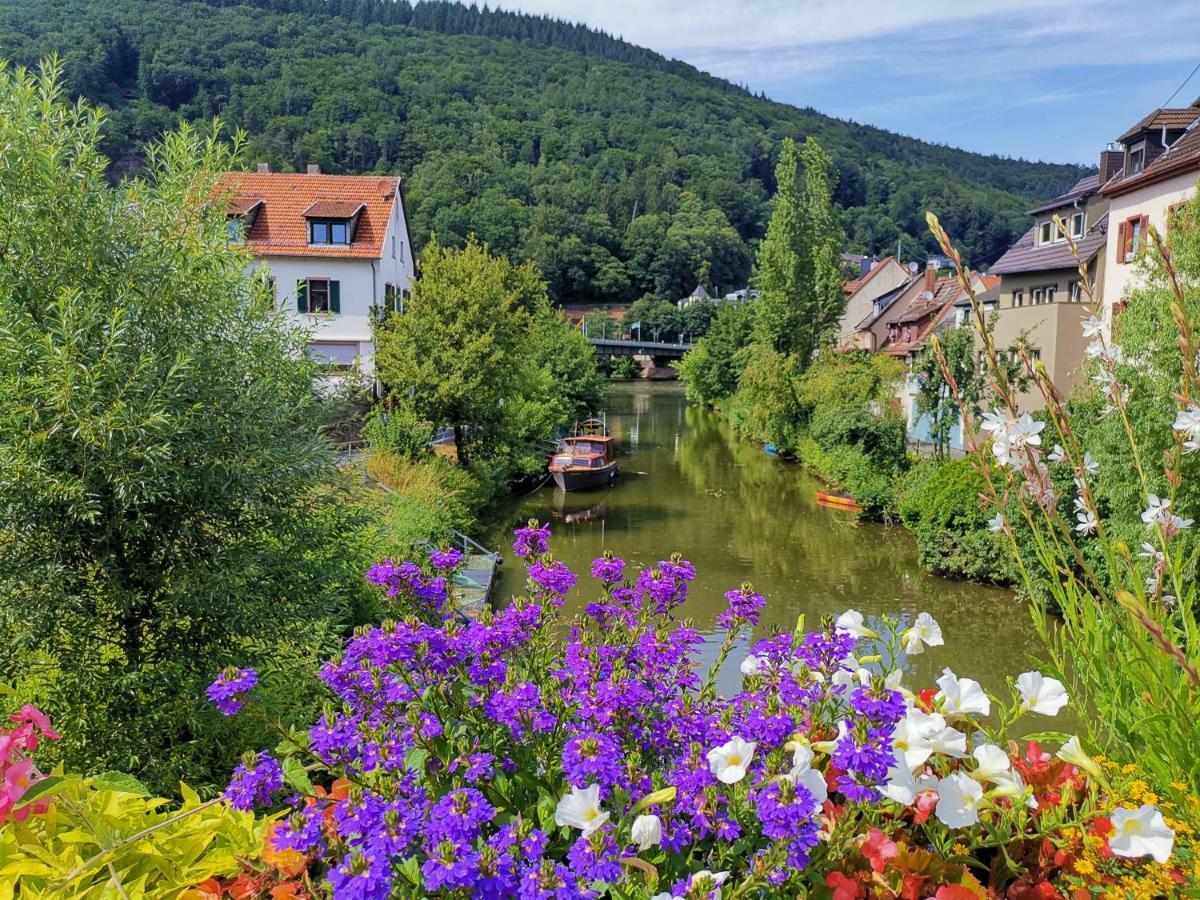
493,0 -> 1200,165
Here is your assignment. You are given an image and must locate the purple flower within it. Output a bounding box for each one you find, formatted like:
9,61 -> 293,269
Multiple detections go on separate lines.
589,554 -> 625,583
328,847 -> 393,900
513,521 -> 551,558
225,751 -> 283,811
429,547 -> 464,570
832,722 -> 894,801
567,828 -> 622,883
716,585 -> 766,629
207,667 -> 258,716
528,560 -> 577,598
427,788 -> 495,842
273,805 -> 325,854
562,733 -> 623,788
849,682 -> 906,725
422,838 -> 481,892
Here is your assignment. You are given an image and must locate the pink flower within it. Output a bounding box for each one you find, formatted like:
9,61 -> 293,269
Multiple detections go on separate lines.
10,705 -> 60,741
0,733 -> 14,767
3,757 -> 36,806
862,827 -> 898,874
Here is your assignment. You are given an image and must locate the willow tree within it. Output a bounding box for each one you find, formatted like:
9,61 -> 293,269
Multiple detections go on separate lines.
752,137 -> 845,366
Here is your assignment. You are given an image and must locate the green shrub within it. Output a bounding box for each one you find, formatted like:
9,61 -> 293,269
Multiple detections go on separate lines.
0,776 -> 267,897
894,457 -> 1014,583
362,406 -> 433,461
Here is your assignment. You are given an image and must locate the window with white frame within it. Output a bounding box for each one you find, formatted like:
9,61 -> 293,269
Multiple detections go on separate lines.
1070,212 -> 1085,239
1031,287 -> 1045,305
1037,221 -> 1053,245
1012,289 -> 1024,308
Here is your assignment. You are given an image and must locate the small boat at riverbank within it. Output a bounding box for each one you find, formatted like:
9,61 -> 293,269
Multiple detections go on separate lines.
549,419 -> 619,491
815,491 -> 861,512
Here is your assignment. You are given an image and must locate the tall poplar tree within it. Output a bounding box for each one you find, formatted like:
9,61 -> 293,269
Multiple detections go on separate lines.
751,137 -> 845,367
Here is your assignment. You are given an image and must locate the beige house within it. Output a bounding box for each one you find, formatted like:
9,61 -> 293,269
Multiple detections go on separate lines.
835,257 -> 912,347
984,170 -> 1110,410
1100,103 -> 1200,321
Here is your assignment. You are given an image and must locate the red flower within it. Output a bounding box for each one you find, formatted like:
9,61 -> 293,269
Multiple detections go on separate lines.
916,688 -> 938,711
862,827 -> 899,873
934,887 -> 979,900
825,871 -> 863,900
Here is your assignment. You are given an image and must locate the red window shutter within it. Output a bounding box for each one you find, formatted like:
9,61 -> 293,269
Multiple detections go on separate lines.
1116,221 -> 1127,262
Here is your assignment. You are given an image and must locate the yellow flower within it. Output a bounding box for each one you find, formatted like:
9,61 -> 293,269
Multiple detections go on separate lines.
952,842 -> 969,855
1123,764 -> 1139,774
1171,781 -> 1189,791
1073,858 -> 1096,875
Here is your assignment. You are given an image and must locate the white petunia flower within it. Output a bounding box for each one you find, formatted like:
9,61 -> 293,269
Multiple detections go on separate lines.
891,706 -> 966,771
935,772 -> 985,828
555,784 -> 609,836
901,612 -> 944,655
935,668 -> 991,717
1109,804 -> 1175,864
835,608 -> 876,639
881,750 -> 939,806
1056,736 -> 1105,783
631,813 -> 662,851
739,654 -> 761,677
706,736 -> 756,785
1015,671 -> 1069,716
787,744 -> 828,804
970,743 -> 1012,784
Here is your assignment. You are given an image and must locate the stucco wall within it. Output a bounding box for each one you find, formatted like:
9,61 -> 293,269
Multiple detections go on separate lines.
836,261 -> 910,345
1103,171 -> 1198,316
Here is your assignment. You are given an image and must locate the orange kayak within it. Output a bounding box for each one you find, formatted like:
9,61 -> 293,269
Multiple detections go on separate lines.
816,491 -> 861,512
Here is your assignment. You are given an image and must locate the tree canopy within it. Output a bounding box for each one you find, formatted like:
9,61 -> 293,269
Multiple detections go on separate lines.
0,0 -> 1091,307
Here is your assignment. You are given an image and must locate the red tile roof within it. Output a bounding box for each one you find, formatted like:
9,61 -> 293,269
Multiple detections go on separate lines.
1117,107 -> 1200,143
844,256 -> 901,296
215,172 -> 400,258
1103,124 -> 1200,198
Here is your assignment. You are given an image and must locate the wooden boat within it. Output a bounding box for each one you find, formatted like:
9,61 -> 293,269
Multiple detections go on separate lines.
815,491 -> 862,512
549,419 -> 619,492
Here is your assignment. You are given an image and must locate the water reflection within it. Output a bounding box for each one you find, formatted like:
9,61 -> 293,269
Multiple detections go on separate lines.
487,382 -> 1034,698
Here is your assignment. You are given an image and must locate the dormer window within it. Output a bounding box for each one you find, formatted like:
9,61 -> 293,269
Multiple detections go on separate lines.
1129,142 -> 1146,174
226,217 -> 245,243
309,219 -> 350,245
1070,212 -> 1085,239
302,200 -> 365,247
1038,221 -> 1053,245
224,197 -> 262,244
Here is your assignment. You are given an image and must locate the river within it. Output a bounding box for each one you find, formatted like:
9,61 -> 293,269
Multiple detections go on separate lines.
485,381 -> 1038,698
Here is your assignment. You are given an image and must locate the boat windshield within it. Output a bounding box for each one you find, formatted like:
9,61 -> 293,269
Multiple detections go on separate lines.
562,440 -> 606,454
553,455 -> 595,468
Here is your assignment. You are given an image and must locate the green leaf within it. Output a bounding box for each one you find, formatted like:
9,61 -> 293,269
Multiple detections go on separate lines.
403,746 -> 429,773
91,772 -> 150,796
1020,731 -> 1071,745
282,757 -> 314,795
15,774 -> 79,808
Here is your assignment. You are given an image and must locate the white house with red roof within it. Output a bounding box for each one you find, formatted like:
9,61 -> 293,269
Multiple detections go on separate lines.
216,164 -> 415,380
836,256 -> 912,348
1100,101 -> 1200,321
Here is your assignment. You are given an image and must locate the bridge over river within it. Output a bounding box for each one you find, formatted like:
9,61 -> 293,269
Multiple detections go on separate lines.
588,337 -> 694,368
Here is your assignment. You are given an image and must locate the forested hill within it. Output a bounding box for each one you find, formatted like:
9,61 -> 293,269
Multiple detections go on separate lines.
0,0 -> 1093,305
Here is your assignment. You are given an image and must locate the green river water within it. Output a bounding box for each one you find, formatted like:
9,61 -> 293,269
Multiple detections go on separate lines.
485,381 -> 1038,697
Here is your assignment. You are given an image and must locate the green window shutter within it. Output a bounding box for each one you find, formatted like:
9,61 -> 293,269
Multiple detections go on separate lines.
296,279 -> 308,313
330,280 -> 341,314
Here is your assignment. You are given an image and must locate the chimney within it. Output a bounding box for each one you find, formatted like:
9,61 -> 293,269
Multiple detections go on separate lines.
924,265 -> 937,292
255,162 -> 270,174
1099,145 -> 1124,182
306,164 -> 321,175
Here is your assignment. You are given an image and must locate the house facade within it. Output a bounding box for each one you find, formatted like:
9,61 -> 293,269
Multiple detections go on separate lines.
984,171 -> 1110,410
835,257 -> 912,347
216,165 -> 416,381
1100,103 -> 1200,319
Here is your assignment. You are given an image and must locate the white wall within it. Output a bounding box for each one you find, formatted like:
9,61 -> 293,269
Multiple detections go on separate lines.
1103,171 -> 1198,321
248,193 -> 415,378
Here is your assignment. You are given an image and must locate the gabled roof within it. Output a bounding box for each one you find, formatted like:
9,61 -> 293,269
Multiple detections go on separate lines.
884,276 -> 996,357
1025,174 -> 1100,216
844,256 -> 902,296
989,213 -> 1109,275
1103,122 -> 1200,198
854,278 -> 914,331
215,172 -> 401,258
1117,107 -> 1200,143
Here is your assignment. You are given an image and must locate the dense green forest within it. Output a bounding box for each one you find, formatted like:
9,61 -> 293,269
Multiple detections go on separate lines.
0,0 -> 1092,304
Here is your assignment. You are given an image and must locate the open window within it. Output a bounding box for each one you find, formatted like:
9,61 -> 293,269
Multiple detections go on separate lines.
297,278 -> 340,314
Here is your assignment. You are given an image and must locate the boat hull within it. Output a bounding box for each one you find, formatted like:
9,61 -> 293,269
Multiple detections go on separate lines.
552,464 -> 619,492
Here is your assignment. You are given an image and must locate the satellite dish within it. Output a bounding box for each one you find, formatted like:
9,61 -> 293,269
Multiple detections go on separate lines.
908,261 -> 919,273
922,290 -> 935,302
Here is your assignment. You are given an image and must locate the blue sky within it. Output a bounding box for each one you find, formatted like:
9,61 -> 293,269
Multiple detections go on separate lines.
498,0 -> 1200,165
